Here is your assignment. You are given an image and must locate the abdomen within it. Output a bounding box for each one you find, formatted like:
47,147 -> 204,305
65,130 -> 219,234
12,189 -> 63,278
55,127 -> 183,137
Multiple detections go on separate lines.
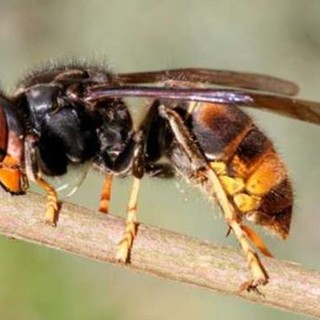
190,102 -> 293,239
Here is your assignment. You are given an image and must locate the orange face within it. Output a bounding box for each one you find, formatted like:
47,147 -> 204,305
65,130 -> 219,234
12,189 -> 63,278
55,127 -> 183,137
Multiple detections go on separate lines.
0,155 -> 26,194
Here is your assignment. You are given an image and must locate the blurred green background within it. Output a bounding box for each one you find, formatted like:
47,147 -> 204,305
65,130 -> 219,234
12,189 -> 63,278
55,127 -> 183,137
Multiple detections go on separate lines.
0,1 -> 319,319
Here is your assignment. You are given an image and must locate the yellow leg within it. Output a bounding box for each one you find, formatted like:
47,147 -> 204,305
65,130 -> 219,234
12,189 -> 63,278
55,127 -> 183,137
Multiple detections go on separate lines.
35,176 -> 59,226
99,174 -> 113,214
115,177 -> 140,263
206,168 -> 268,290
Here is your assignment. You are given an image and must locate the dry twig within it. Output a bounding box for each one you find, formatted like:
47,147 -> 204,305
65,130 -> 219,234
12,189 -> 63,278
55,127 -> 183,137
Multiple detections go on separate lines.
0,190 -> 319,318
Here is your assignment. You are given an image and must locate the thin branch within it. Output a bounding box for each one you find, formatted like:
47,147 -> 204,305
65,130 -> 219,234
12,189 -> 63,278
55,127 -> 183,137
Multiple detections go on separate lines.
0,190 -> 319,318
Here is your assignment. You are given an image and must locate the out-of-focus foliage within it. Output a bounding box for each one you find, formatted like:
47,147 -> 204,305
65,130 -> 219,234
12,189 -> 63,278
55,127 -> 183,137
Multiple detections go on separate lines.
0,1 -> 319,319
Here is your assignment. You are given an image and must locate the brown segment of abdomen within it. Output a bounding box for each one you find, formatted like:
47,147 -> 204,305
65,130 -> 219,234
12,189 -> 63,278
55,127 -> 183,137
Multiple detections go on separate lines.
191,102 -> 293,239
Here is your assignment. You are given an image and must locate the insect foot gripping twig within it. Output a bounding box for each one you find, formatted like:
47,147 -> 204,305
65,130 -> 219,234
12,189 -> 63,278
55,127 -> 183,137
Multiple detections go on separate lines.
35,175 -> 60,226
115,177 -> 141,263
206,169 -> 269,291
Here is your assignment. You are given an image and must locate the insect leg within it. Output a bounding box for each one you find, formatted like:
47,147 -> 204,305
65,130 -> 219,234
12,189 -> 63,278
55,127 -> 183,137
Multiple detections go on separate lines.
115,176 -> 141,263
158,105 -> 208,174
159,106 -> 268,290
206,169 -> 268,290
99,174 -> 113,214
115,132 -> 144,263
24,135 -> 59,226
